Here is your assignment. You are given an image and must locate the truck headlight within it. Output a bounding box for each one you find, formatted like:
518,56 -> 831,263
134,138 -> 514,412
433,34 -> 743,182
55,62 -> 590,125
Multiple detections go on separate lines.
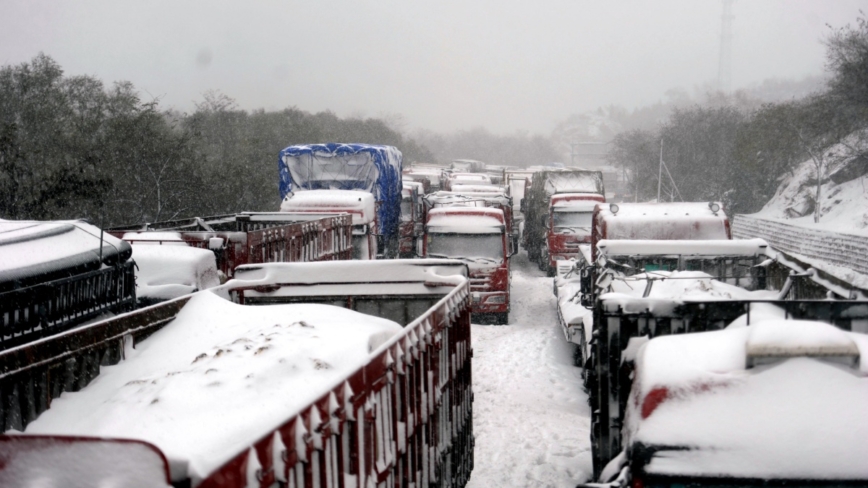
485,295 -> 506,304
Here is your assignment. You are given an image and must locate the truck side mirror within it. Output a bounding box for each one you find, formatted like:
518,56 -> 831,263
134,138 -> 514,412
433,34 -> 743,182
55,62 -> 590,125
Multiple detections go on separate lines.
580,266 -> 593,295
520,198 -> 526,213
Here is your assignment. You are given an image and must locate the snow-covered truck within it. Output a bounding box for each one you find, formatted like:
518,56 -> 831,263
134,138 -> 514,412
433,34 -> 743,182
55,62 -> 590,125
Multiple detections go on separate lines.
522,169 -> 605,264
540,192 -> 606,276
279,143 -> 403,259
0,259 -> 474,488
424,189 -> 517,257
585,297 -> 868,485
590,202 -> 731,263
109,212 -> 353,277
0,220 -> 136,350
421,206 -> 515,325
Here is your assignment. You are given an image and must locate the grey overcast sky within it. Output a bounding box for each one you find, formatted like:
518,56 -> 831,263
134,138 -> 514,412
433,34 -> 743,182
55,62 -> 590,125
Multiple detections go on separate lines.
1,0 -> 866,134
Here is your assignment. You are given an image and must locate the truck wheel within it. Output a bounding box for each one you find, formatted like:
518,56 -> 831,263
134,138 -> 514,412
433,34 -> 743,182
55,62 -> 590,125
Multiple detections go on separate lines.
546,264 -> 555,277
572,344 -> 583,367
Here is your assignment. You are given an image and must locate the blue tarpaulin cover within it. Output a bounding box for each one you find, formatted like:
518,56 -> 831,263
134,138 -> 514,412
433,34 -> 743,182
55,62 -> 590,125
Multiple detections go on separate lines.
278,143 -> 403,239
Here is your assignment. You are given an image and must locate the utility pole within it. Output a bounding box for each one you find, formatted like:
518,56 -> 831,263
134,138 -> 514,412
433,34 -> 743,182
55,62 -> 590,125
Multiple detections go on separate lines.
718,0 -> 734,93
657,139 -> 663,202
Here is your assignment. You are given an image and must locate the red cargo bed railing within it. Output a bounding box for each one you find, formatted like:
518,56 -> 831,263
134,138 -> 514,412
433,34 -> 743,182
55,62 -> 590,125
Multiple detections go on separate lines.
109,213 -> 353,279
0,260 -> 473,488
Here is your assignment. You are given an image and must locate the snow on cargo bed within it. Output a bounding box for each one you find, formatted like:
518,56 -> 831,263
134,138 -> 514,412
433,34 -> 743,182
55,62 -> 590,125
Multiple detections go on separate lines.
627,319 -> 868,479
131,244 -> 220,302
22,290 -> 403,484
0,220 -> 131,291
230,260 -> 467,316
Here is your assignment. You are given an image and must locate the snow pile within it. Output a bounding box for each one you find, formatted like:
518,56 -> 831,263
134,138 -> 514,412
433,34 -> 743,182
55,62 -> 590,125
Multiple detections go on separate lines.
754,134 -> 868,235
0,220 -> 131,289
131,244 -> 221,301
23,291 -> 402,484
627,319 -> 868,479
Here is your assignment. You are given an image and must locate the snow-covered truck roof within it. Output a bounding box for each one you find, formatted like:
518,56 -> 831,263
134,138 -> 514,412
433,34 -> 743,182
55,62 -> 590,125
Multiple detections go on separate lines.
535,169 -> 605,195
279,189 -> 376,225
0,220 -> 132,292
424,191 -> 512,209
550,192 -> 605,207
426,207 -> 506,234
449,183 -> 505,194
627,318 -> 868,481
597,238 -> 769,258
595,202 -> 731,242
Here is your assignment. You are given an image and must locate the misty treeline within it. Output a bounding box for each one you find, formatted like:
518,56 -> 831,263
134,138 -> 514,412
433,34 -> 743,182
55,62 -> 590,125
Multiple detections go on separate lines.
606,17 -> 868,216
0,54 -> 436,225
413,127 -> 561,168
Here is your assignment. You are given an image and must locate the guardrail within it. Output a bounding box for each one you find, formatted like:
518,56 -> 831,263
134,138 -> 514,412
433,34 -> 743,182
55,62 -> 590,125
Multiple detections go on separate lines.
732,214 -> 868,285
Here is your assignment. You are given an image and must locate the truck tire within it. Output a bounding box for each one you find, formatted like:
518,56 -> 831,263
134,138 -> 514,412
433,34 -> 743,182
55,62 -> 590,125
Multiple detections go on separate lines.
546,264 -> 555,277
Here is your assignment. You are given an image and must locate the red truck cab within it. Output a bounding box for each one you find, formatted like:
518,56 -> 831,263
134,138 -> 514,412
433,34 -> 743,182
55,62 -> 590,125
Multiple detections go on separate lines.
591,201 -> 731,262
423,206 -> 514,324
543,192 -> 605,276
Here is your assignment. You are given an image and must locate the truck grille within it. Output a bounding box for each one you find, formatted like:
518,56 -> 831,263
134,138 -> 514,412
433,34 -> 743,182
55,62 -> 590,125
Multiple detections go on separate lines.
470,276 -> 492,291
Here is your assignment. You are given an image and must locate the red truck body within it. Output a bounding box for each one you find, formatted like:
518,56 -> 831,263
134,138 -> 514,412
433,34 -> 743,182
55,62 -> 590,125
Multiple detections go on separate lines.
108,213 -> 353,279
543,193 -> 605,275
0,260 -> 474,488
422,206 -> 512,324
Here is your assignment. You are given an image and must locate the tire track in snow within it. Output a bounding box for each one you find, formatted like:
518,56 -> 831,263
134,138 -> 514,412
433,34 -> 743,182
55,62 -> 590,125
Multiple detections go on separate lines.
467,253 -> 592,488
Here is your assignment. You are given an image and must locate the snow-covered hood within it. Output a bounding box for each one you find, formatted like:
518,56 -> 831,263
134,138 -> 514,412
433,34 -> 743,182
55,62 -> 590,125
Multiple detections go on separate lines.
627,319 -> 868,480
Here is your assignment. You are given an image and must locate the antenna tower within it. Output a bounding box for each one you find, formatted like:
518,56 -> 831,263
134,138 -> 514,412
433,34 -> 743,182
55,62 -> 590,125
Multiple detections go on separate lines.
718,0 -> 734,93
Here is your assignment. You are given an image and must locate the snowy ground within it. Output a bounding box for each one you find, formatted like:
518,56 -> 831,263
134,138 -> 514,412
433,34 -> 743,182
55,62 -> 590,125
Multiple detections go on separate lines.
467,253 -> 592,488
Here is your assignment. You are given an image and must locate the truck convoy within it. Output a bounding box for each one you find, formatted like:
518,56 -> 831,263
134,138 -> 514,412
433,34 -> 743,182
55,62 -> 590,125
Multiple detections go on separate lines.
551,200 -> 868,485
522,169 -> 605,269
0,260 -> 474,488
279,143 -> 403,259
420,206 -> 514,325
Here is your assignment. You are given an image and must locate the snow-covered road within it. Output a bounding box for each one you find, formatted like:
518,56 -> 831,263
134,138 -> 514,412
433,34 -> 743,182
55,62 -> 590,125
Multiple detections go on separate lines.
467,253 -> 592,488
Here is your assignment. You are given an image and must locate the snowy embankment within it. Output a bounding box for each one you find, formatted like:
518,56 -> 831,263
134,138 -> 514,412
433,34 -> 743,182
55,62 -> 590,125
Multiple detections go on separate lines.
736,138 -> 868,291
468,253 -> 592,487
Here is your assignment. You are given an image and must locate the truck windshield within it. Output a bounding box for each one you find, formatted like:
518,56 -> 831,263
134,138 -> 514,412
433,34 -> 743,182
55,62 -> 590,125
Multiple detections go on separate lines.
553,211 -> 592,233
284,153 -> 378,192
428,233 -> 503,263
